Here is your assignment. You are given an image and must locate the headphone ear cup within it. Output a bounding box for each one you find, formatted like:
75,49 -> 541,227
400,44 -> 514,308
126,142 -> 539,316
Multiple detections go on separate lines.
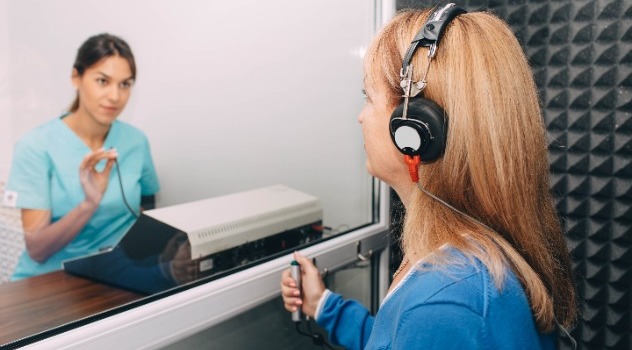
389,98 -> 447,161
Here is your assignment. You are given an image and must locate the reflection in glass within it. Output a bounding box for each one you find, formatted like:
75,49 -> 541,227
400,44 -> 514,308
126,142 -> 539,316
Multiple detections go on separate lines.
63,185 -> 324,294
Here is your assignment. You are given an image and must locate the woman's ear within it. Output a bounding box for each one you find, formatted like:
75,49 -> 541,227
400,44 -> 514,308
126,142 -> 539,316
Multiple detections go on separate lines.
71,68 -> 80,89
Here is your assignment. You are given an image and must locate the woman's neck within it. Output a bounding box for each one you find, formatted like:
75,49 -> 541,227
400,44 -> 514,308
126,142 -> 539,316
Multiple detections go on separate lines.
391,181 -> 417,209
63,112 -> 110,150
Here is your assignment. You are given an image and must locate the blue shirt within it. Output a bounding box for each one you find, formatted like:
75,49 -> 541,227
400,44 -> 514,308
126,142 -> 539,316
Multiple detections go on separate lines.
5,116 -> 160,280
316,250 -> 556,349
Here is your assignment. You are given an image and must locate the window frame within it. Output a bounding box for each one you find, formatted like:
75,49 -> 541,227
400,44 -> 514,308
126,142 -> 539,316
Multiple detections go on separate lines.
22,181 -> 391,349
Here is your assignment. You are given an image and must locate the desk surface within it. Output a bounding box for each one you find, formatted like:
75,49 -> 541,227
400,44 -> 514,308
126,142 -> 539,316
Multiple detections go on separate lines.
0,271 -> 143,346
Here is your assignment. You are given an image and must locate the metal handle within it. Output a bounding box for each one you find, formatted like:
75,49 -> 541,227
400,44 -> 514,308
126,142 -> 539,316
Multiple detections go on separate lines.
357,241 -> 373,261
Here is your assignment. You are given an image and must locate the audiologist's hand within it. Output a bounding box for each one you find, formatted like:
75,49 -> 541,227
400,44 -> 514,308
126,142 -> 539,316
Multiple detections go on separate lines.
280,252 -> 325,318
79,148 -> 118,205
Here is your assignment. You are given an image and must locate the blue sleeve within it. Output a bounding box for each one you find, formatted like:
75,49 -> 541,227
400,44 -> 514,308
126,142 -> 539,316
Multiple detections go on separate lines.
393,302 -> 483,349
5,137 -> 51,209
139,135 -> 160,196
316,292 -> 374,350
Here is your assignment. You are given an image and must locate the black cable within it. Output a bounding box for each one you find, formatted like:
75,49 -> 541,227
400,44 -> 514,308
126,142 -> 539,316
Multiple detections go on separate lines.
295,321 -> 312,337
113,158 -> 139,219
556,317 -> 577,350
295,321 -> 335,350
307,318 -> 336,349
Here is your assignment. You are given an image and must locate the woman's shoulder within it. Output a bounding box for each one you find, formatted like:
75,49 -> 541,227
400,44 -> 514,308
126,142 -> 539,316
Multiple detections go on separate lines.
113,120 -> 148,139
15,118 -> 63,149
110,121 -> 151,149
389,250 -> 550,348
386,258 -> 549,349
398,250 -> 527,318
403,256 -> 485,306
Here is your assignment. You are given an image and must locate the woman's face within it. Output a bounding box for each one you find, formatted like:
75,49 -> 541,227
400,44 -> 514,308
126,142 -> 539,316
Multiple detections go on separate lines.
72,55 -> 134,127
358,83 -> 410,189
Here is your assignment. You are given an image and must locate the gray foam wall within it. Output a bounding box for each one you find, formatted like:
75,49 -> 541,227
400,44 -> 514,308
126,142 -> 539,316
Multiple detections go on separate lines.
396,1 -> 632,349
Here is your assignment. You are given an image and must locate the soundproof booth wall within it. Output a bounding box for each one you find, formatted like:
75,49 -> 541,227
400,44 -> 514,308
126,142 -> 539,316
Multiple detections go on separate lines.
396,1 -> 632,349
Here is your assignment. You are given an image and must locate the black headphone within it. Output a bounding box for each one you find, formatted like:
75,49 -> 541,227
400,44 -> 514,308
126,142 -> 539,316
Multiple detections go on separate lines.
389,3 -> 466,161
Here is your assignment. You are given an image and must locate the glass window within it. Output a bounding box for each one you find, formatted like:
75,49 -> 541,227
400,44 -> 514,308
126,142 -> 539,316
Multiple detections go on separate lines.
0,0 -> 395,347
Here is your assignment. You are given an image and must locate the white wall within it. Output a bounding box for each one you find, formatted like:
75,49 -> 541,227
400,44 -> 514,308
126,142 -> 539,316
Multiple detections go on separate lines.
0,0 -> 376,230
0,0 -> 11,180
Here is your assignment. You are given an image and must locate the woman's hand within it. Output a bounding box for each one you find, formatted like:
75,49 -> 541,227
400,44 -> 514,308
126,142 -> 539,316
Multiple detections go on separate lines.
79,148 -> 118,205
20,148 -> 117,262
169,240 -> 197,284
280,251 -> 326,318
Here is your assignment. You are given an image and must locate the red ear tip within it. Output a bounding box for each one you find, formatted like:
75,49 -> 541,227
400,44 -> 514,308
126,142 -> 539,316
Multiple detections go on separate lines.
403,155 -> 421,165
403,155 -> 420,183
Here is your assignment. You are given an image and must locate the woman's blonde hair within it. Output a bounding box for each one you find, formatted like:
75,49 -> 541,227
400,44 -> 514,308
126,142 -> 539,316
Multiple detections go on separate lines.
365,9 -> 577,331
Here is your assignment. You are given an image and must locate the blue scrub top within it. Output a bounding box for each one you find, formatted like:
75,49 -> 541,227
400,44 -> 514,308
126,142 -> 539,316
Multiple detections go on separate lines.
5,115 -> 160,280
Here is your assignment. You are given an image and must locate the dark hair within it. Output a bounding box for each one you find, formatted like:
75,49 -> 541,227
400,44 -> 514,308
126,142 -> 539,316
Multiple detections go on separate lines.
69,33 -> 136,112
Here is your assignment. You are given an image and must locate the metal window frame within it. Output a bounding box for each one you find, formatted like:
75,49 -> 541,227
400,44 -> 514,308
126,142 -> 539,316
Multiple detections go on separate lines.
22,182 -> 391,350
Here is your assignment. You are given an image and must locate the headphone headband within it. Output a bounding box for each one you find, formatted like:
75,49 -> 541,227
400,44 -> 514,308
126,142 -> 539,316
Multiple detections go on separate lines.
401,3 -> 466,73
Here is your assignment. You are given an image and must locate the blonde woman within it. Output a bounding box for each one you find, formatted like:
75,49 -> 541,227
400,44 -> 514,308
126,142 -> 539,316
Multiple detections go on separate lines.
281,4 -> 576,349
